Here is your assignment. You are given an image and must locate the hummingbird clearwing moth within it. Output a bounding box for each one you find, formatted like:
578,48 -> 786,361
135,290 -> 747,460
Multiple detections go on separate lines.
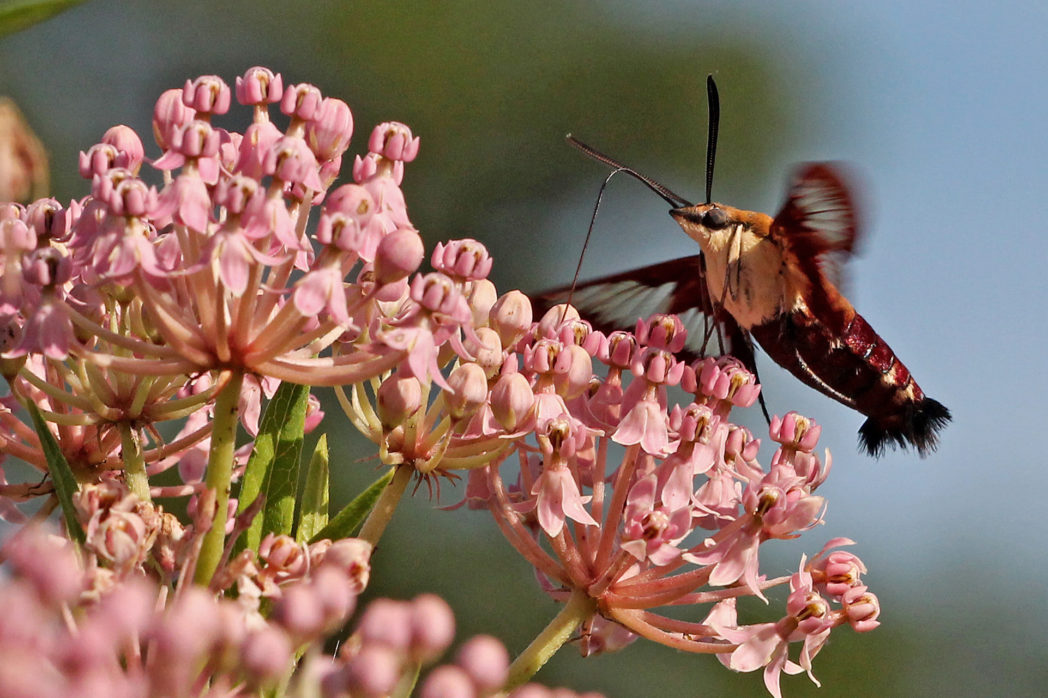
541,76 -> 950,457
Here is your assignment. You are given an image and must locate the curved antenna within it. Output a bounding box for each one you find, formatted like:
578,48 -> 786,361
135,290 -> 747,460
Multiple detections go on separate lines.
566,135 -> 692,208
562,166 -> 630,317
705,75 -> 720,205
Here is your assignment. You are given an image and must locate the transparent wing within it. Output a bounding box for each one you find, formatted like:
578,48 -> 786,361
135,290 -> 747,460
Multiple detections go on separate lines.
535,255 -> 740,361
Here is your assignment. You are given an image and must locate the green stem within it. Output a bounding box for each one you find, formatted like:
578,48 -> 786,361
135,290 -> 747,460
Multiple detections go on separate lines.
193,369 -> 245,586
505,588 -> 596,690
357,464 -> 413,547
119,423 -> 151,502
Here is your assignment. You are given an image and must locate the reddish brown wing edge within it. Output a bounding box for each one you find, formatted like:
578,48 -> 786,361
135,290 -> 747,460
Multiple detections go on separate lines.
771,163 -> 861,291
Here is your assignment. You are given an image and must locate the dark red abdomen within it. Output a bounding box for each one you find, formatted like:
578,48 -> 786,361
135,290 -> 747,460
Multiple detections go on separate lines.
750,310 -> 950,457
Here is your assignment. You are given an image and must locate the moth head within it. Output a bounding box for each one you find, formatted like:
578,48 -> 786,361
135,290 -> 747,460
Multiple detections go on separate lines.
670,203 -> 736,243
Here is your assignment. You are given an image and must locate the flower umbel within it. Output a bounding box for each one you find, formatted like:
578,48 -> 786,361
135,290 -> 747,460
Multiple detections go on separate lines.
0,67 -> 877,697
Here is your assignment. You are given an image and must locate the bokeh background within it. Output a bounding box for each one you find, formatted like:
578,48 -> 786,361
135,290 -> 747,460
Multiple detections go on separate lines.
2,1 -> 1046,695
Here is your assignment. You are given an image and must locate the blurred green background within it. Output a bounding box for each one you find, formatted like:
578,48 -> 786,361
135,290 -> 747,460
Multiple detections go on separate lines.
3,1 -> 1047,696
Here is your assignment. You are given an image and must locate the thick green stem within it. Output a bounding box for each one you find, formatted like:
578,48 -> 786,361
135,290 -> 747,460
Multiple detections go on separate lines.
505,589 -> 596,690
193,370 -> 245,585
119,423 -> 151,502
357,464 -> 413,547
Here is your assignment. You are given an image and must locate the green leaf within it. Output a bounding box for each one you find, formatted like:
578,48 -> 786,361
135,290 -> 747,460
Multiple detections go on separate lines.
295,434 -> 329,544
26,402 -> 84,544
0,0 -> 86,39
237,381 -> 309,552
309,468 -> 394,544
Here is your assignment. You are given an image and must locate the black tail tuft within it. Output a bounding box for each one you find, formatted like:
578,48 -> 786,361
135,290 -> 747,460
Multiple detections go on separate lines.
858,398 -> 952,458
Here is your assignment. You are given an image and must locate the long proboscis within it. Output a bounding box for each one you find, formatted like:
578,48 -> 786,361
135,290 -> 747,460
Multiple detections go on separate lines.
565,135 -> 692,209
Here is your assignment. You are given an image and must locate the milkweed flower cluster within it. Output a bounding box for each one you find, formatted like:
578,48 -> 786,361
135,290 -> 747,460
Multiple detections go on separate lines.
0,66 -> 878,697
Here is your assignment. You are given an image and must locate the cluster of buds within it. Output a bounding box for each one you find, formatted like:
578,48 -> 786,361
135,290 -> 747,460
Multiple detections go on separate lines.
363,302 -> 880,695
0,66 -> 878,697
0,522 -> 591,697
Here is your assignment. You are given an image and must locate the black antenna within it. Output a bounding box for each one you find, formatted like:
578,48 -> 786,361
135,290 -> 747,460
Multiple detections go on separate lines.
565,135 -> 692,209
705,75 -> 720,205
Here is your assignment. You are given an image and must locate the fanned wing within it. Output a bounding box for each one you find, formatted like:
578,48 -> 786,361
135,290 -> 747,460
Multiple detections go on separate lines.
535,255 -> 746,363
771,163 -> 861,292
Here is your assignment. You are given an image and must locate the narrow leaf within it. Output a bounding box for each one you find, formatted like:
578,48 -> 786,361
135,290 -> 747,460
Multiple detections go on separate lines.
309,468 -> 394,544
237,381 -> 309,552
295,434 -> 329,544
0,0 -> 85,39
26,402 -> 84,543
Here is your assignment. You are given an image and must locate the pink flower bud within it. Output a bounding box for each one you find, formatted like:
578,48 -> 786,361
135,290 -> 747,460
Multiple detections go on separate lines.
259,533 -> 308,580
553,343 -> 593,399
373,229 -> 424,285
456,635 -> 509,692
310,565 -> 358,625
236,66 -> 284,106
489,290 -> 533,348
536,303 -> 579,339
376,375 -> 423,428
342,645 -> 403,697
319,538 -> 372,593
240,626 -> 292,686
306,97 -> 354,161
466,278 -> 497,328
271,582 -> 326,640
1,526 -> 83,605
490,372 -> 534,431
408,593 -> 455,662
446,362 -> 489,420
357,598 -> 413,651
101,125 -> 144,173
153,88 -> 195,151
182,75 -> 231,115
419,666 -> 475,698
466,327 -> 503,378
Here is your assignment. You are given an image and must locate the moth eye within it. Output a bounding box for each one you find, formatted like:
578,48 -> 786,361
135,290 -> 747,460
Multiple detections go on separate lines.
701,207 -> 730,229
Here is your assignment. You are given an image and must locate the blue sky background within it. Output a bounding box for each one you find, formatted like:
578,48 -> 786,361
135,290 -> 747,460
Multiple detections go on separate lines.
0,1 -> 1045,695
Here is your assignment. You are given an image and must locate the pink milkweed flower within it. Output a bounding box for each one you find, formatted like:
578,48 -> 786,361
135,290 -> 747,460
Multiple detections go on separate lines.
262,135 -> 325,192
613,391 -> 672,457
770,411 -> 822,452
431,238 -> 493,282
151,172 -> 211,232
280,82 -> 324,122
236,66 -> 284,106
806,537 -> 866,598
635,313 -> 687,354
182,75 -> 231,116
529,452 -> 598,538
688,355 -> 762,414
841,584 -> 881,632
621,474 -> 693,566
368,122 -> 420,162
